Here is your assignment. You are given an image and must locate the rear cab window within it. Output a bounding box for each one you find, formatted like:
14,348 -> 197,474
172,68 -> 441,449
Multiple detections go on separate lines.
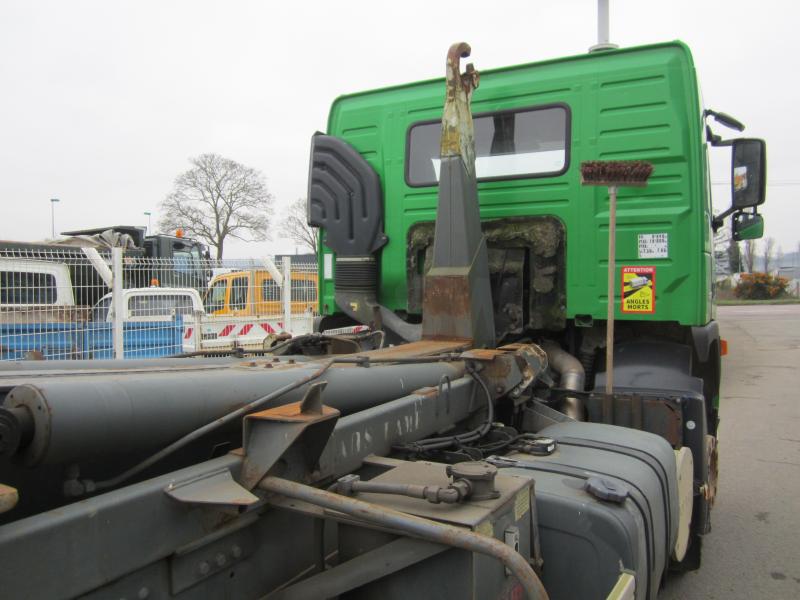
406,104 -> 570,186
0,271 -> 57,305
127,293 -> 196,318
205,279 -> 228,312
92,297 -> 112,321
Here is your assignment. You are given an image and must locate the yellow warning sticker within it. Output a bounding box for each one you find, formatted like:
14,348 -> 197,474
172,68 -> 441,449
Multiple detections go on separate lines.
475,519 -> 494,537
622,266 -> 655,314
514,487 -> 531,521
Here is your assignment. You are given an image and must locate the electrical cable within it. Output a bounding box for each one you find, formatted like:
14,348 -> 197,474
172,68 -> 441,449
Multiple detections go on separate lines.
394,365 -> 494,453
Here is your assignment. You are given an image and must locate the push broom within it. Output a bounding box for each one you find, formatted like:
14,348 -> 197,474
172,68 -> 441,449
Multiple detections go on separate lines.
580,160 -> 653,395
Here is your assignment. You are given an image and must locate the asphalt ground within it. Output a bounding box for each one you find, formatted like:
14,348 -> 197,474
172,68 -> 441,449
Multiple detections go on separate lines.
660,305 -> 800,599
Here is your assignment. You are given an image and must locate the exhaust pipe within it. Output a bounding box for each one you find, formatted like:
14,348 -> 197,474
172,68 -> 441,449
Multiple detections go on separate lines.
541,341 -> 585,420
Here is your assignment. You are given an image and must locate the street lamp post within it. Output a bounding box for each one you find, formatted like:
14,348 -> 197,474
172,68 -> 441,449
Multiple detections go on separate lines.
50,198 -> 60,238
144,211 -> 152,233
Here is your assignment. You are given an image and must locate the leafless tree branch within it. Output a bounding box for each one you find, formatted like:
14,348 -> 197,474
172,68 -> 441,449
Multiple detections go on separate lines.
762,237 -> 776,273
158,153 -> 274,258
742,240 -> 756,273
280,197 -> 318,254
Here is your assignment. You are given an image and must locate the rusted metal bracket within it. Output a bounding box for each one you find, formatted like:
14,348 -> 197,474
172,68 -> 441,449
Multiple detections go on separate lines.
240,382 -> 340,490
163,383 -> 340,507
461,344 -> 548,398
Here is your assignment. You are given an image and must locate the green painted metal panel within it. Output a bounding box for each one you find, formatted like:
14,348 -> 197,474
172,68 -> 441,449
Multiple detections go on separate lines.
320,42 -> 712,327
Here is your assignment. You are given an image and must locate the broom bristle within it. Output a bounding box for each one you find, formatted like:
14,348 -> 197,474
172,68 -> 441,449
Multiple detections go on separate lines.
580,160 -> 654,186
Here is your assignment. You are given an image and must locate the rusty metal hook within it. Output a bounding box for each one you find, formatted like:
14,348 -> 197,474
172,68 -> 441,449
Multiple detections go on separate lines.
441,42 -> 480,172
446,42 -> 479,98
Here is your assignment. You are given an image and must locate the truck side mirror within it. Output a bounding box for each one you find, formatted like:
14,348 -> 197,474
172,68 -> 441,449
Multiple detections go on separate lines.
732,138 -> 766,209
732,212 -> 764,241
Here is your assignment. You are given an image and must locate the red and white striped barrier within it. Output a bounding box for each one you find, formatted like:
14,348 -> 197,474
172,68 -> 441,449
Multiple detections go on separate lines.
182,315 -> 313,352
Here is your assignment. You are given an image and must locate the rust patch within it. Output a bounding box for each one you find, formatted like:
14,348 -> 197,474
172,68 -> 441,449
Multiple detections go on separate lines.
423,275 -> 472,318
461,349 -> 505,361
482,357 -> 513,380
413,386 -> 440,399
642,398 -> 682,445
0,483 -> 19,514
247,401 -> 339,423
705,434 -> 719,506
422,276 -> 478,342
359,339 -> 471,359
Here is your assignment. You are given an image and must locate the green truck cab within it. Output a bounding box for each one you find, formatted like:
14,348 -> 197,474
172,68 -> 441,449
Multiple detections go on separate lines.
309,41 -> 766,567
318,41 -> 764,326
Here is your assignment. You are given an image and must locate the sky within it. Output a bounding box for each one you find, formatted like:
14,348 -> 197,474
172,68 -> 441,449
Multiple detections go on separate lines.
0,0 -> 798,258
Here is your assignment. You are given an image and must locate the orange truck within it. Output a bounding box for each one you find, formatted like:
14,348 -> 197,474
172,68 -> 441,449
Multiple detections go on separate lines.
203,269 -> 317,317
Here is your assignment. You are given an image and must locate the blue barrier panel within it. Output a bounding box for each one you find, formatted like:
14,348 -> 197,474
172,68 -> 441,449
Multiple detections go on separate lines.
84,316 -> 184,359
0,322 -> 84,361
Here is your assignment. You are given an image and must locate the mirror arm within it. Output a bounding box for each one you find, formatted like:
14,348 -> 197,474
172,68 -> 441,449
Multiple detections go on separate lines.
712,205 -> 738,232
703,109 -> 746,132
706,125 -> 734,147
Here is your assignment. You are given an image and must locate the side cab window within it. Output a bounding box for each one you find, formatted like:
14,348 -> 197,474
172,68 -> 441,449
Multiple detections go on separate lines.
229,276 -> 249,311
205,279 -> 228,313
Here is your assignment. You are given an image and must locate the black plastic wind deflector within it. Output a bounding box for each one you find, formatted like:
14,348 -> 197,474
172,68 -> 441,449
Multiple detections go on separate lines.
307,134 -> 388,257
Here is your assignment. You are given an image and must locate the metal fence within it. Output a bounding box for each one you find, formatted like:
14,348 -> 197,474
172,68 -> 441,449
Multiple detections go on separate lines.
0,247 -> 317,361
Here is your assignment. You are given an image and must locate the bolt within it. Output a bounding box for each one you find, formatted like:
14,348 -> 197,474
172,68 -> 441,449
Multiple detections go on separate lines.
215,553 -> 227,567
264,363 -> 273,368
197,561 -> 210,576
288,359 -> 296,364
138,588 -> 150,599
272,357 -> 280,362
231,545 -> 243,559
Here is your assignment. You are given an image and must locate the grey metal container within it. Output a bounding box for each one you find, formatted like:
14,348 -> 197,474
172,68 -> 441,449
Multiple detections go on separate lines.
503,421 -> 678,600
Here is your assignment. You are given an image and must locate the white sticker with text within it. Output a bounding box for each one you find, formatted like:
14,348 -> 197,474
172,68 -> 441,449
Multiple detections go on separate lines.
638,233 -> 668,259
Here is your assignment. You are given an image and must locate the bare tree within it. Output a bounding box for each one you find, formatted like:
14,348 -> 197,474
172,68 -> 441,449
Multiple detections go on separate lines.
742,240 -> 756,273
159,153 -> 273,259
762,237 -> 776,273
727,238 -> 741,273
280,197 -> 318,254
713,226 -> 731,276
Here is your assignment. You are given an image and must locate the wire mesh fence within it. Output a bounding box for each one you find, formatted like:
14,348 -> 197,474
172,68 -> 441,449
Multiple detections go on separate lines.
0,247 -> 318,361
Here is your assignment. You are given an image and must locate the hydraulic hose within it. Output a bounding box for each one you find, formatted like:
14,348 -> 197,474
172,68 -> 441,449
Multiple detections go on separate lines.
259,476 -> 549,600
395,365 -> 493,452
67,354 -> 464,496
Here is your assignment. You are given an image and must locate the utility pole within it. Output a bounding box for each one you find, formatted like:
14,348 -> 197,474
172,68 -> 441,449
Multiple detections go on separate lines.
50,198 -> 60,238
144,211 -> 152,233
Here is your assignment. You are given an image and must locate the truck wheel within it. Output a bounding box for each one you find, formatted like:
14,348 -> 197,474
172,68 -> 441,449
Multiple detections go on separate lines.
670,434 -> 718,572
